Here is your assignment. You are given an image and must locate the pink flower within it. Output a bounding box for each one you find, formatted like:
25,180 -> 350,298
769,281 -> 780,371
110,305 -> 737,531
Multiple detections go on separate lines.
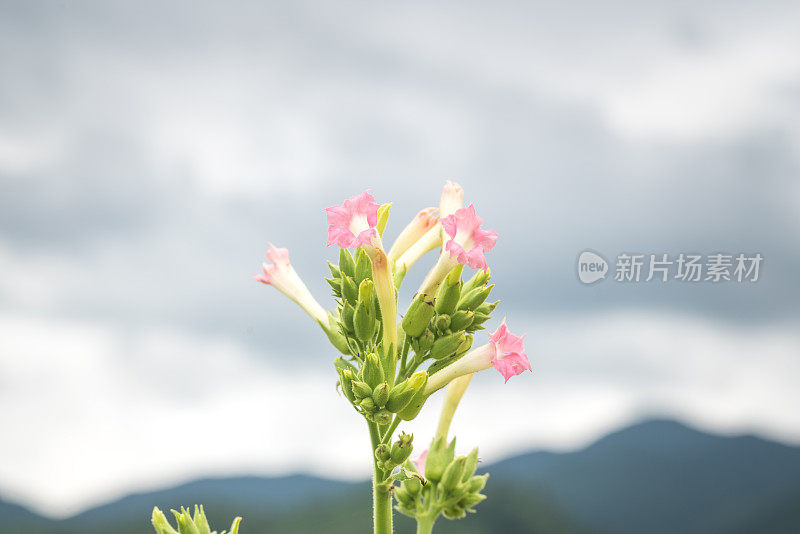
254,243 -> 291,285
488,321 -> 531,382
412,449 -> 428,473
441,204 -> 498,271
325,191 -> 380,248
254,243 -> 328,324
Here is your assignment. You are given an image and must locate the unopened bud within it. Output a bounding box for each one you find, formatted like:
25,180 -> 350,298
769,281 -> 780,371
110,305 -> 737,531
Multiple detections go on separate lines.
455,334 -> 473,356
353,299 -> 376,342
462,448 -> 479,482
359,397 -> 375,411
391,438 -> 413,464
372,382 -> 390,408
474,300 -> 498,316
402,294 -> 435,338
341,275 -> 358,304
460,493 -> 486,507
411,329 -> 435,355
373,409 -> 392,425
374,444 -> 391,462
341,302 -> 355,332
429,331 -> 466,359
434,314 -> 451,332
394,485 -> 413,507
424,436 -> 455,483
405,475 -> 423,495
435,265 -> 463,315
457,285 -> 493,311
386,381 -> 415,413
466,474 -> 487,493
397,372 -> 429,421
351,380 -> 372,399
441,456 -> 467,491
355,248 -> 371,286
449,310 -> 474,331
462,269 -> 490,294
339,248 -> 355,277
362,353 -> 384,389
339,369 -> 355,402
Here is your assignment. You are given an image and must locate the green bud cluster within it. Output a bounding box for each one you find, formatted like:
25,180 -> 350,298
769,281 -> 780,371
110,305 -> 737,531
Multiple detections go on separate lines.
327,249 -> 382,352
345,352 -> 428,422
394,437 -> 488,522
402,267 -> 496,366
375,431 -> 414,472
152,506 -> 241,534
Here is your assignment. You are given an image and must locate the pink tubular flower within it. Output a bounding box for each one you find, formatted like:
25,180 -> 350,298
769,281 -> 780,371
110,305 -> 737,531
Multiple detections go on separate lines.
254,243 -> 291,285
441,204 -> 498,271
424,320 -> 530,394
254,243 -> 328,324
488,320 -> 531,382
412,449 -> 428,473
325,191 -> 379,248
387,207 -> 439,263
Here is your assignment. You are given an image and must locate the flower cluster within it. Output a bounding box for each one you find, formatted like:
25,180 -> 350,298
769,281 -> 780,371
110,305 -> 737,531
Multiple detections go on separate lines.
252,182 -> 532,533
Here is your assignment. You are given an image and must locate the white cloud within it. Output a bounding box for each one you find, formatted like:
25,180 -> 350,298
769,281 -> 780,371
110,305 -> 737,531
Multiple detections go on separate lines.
1,310 -> 798,518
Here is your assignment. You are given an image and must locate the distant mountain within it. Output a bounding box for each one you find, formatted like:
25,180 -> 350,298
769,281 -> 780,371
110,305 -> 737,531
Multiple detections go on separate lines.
2,419 -> 799,533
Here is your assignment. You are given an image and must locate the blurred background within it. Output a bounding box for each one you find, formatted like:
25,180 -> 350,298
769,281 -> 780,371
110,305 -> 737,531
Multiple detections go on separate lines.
1,1 -> 799,532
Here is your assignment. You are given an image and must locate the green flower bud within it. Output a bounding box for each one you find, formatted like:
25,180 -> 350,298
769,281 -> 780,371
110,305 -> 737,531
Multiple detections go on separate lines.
434,314 -> 451,333
429,331 -> 466,359
376,203 -> 391,237
425,436 -> 455,483
341,275 -> 358,304
374,443 -> 391,462
443,506 -> 466,520
341,302 -> 355,332
462,448 -> 479,481
466,473 -> 488,493
338,369 -> 356,402
402,294 -> 435,338
355,248 -> 372,286
326,277 -> 342,296
359,397 -> 375,411
351,380 -> 372,399
441,456 -> 467,491
455,334 -> 473,357
462,269 -> 490,295
393,485 -> 413,507
469,311 -> 491,330
390,436 -> 413,464
339,248 -> 355,278
372,382 -> 390,408
434,265 -> 463,315
354,299 -> 376,342
385,381 -> 415,413
410,328 -> 435,355
373,409 -> 392,425
449,310 -> 474,331
474,300 -> 499,316
398,431 -> 413,446
457,284 -> 493,311
328,262 -> 341,279
362,353 -> 384,389
398,372 -> 429,421
151,508 -> 178,534
405,475 -> 423,495
460,493 -> 486,507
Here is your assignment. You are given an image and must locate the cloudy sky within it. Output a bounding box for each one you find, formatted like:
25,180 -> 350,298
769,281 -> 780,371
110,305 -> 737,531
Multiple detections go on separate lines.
1,0 -> 799,518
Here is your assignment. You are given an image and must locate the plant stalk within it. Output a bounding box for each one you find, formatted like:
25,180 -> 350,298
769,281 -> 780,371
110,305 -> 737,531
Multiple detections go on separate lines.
369,422 -> 393,534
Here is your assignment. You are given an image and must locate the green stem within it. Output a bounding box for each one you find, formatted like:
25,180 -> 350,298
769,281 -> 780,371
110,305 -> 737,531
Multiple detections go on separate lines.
381,417 -> 402,444
416,515 -> 436,534
369,422 -> 393,534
